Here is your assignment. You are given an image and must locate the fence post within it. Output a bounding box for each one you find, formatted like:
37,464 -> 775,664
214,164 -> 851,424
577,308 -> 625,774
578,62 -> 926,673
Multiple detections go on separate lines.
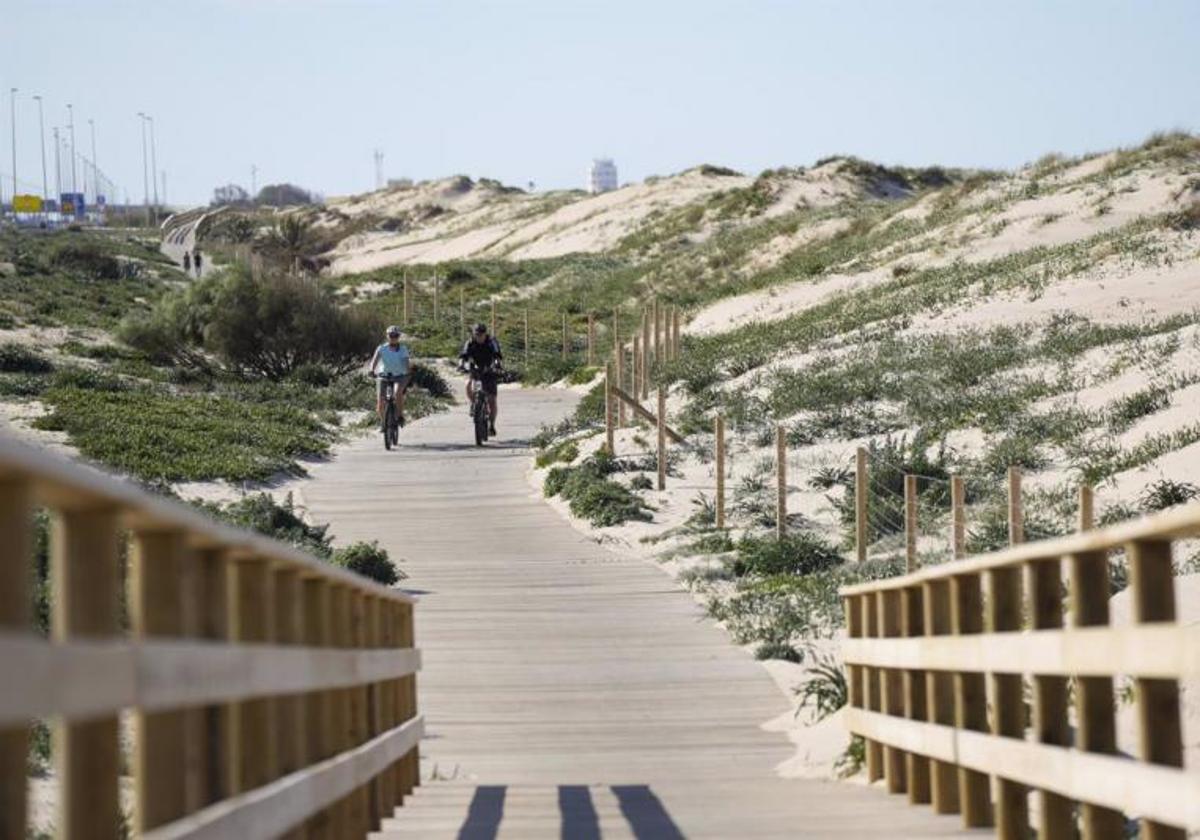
632,334 -> 641,405
1028,554 -> 1072,838
657,387 -> 667,490
1007,466 -> 1023,545
904,474 -> 917,573
641,308 -> 651,398
652,299 -> 660,367
715,415 -> 725,529
950,572 -> 992,827
855,447 -> 868,563
950,475 -> 966,559
0,479 -> 31,840
1079,483 -> 1094,531
402,273 -> 410,327
616,336 -> 627,426
775,425 -> 787,538
988,561 -> 1027,835
53,508 -> 122,840
605,360 -> 615,455
922,581 -> 959,815
587,313 -> 595,366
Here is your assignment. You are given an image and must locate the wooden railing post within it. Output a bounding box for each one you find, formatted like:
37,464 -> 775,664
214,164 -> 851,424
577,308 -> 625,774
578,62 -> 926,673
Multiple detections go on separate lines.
901,584 -> 929,805
657,387 -> 667,491
1027,557 -> 1072,839
950,475 -> 966,559
348,591 -> 371,835
303,577 -> 337,838
399,602 -> 419,796
273,566 -> 306,840
196,550 -> 231,808
1069,550 -> 1123,837
863,594 -> 883,783
1128,539 -> 1185,840
904,474 -> 917,573
378,599 -> 398,815
1008,466 -> 1023,545
775,425 -> 787,538
879,591 -> 907,794
53,507 -> 123,840
950,572 -> 992,827
855,447 -> 868,563
228,557 -> 277,795
715,414 -> 726,529
0,479 -> 32,840
131,529 -> 189,832
365,597 -> 384,828
641,309 -> 651,400
922,580 -> 959,814
1079,483 -> 1095,532
988,562 -> 1028,837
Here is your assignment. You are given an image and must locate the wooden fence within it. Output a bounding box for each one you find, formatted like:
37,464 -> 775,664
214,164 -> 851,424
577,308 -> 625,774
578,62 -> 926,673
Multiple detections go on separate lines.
0,435 -> 422,839
840,501 -> 1200,838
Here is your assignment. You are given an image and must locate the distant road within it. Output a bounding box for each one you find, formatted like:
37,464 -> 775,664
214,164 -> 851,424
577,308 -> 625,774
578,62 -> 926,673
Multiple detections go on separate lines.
159,208 -> 221,278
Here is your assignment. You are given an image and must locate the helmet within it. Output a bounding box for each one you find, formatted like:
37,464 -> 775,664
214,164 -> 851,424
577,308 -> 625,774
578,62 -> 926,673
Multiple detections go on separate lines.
472,322 -> 488,335
385,325 -> 401,337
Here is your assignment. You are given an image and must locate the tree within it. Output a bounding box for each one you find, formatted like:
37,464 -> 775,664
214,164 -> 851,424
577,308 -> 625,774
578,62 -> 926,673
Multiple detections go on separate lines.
255,183 -> 314,207
212,184 -> 250,206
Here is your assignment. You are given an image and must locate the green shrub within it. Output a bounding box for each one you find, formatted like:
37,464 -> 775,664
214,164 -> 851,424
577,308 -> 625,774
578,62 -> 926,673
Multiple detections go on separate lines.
48,240 -> 120,279
205,493 -> 333,557
1109,386 -> 1171,429
291,362 -> 334,387
535,439 -> 579,468
755,641 -> 802,662
792,646 -> 848,723
543,452 -> 653,526
1139,479 -> 1200,512
629,474 -> 653,491
332,540 -> 403,585
407,363 -> 451,398
732,532 -> 843,577
0,343 -> 53,373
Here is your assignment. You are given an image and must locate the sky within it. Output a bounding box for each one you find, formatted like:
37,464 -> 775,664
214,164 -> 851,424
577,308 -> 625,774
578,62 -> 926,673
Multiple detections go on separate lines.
3,0 -> 1198,206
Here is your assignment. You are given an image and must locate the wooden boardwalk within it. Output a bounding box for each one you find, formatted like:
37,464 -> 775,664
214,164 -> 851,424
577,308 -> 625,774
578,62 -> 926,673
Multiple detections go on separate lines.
303,387 -> 981,838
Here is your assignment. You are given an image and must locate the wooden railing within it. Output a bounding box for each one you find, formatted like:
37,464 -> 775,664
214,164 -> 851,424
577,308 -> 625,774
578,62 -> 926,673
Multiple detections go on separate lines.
0,435 -> 422,839
841,501 -> 1200,838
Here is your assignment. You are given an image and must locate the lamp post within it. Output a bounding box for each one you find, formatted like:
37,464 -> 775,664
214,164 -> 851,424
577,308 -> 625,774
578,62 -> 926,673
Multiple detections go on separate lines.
52,127 -> 61,201
137,112 -> 150,226
66,103 -> 76,194
147,115 -> 159,222
33,95 -> 47,203
88,118 -> 99,205
9,88 -> 17,202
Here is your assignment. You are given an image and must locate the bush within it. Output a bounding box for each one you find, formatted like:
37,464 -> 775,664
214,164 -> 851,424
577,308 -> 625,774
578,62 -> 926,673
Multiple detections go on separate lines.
732,532 -> 844,577
407,363 -> 451,398
205,493 -> 333,557
629,474 -> 653,491
792,646 -> 848,723
755,641 -> 802,662
332,540 -> 403,585
1139,479 -> 1200,512
0,343 -> 53,373
48,241 -> 120,279
291,362 -> 334,387
535,439 -> 579,468
543,452 -> 653,527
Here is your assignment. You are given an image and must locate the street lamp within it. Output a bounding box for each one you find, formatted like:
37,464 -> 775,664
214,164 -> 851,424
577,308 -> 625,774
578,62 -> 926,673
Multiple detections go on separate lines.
66,103 -> 76,194
147,115 -> 158,220
137,112 -> 150,225
88,118 -> 98,205
9,88 -> 17,202
33,95 -> 47,203
52,127 -> 61,200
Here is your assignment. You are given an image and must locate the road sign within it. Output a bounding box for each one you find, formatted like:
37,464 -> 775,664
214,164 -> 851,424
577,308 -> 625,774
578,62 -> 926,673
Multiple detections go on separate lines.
59,193 -> 85,218
12,195 -> 43,213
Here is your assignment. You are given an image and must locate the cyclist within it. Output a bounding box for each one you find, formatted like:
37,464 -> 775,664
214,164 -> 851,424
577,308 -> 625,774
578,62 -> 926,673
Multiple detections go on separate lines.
367,325 -> 411,425
460,323 -> 502,436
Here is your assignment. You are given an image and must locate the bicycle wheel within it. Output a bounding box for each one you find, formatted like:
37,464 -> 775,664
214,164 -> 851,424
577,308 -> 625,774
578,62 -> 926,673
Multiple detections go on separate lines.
384,400 -> 395,451
474,397 -> 488,446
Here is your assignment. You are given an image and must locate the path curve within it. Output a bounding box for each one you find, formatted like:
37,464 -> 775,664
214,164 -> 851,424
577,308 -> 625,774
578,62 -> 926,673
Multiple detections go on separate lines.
303,387 -> 979,839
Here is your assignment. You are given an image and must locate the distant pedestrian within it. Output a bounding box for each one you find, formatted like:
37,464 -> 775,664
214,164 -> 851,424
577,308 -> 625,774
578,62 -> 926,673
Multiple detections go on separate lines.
193,250 -> 203,277
182,251 -> 191,272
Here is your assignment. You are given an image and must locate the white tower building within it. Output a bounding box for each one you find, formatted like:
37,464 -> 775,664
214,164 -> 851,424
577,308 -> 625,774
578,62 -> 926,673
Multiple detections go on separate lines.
588,158 -> 618,194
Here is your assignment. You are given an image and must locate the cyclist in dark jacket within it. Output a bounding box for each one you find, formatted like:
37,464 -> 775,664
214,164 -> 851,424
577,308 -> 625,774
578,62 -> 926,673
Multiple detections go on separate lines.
460,323 -> 502,435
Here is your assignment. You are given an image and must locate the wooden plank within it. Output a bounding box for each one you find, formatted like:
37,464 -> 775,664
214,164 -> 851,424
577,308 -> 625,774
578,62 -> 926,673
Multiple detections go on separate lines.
987,565 -> 1028,839
921,580 -> 959,815
377,598 -> 397,817
1069,550 -> 1124,839
195,549 -> 230,809
228,558 -> 277,794
775,426 -> 787,538
0,478 -> 31,840
52,507 -> 122,840
275,568 -> 305,840
132,529 -> 189,831
844,708 -> 1200,831
328,585 -> 354,834
609,384 -> 686,443
949,573 -> 991,827
879,590 -> 907,794
1128,539 -> 1185,840
640,308 -> 650,400
366,597 -> 385,829
714,415 -> 725,529
400,602 -> 419,796
302,577 -> 336,839
1026,558 -> 1072,840
347,592 -> 371,836
142,716 -> 425,840
901,585 -> 930,805
855,448 -> 868,563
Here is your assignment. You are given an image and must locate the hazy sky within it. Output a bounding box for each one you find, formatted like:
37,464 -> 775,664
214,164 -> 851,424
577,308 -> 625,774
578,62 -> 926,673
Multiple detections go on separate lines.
4,0 -> 1198,205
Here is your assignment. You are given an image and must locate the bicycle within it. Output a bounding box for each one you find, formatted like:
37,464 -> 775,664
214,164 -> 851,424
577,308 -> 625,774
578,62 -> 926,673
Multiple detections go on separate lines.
460,362 -> 498,446
374,373 -> 408,450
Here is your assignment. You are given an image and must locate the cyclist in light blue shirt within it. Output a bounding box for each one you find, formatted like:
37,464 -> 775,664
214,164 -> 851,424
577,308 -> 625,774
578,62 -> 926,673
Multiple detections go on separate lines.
367,325 -> 411,425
